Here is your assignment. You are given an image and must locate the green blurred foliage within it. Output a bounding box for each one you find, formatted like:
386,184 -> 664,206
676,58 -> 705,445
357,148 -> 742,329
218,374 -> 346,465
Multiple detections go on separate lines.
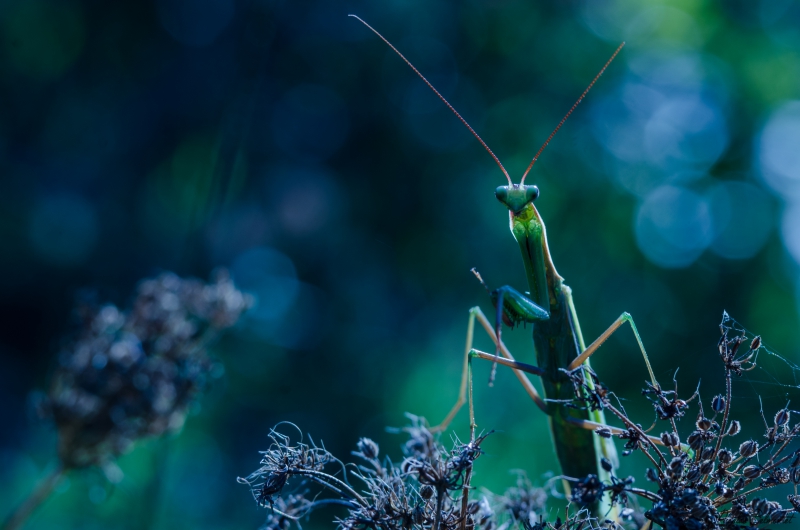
1,0 -> 800,529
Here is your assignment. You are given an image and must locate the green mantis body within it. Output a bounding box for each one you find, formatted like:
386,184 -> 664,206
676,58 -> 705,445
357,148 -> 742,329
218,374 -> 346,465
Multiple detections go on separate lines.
494,188 -> 613,483
352,16 -> 659,516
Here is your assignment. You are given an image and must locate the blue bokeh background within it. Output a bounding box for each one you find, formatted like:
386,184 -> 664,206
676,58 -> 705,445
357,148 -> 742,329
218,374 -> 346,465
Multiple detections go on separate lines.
3,1 -> 800,528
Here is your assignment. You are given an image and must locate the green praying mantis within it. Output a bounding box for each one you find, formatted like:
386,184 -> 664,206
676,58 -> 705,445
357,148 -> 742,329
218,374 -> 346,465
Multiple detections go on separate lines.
351,15 -> 673,514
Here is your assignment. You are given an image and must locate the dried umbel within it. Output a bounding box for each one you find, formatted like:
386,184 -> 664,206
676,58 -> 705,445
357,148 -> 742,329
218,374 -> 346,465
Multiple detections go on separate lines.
563,313 -> 800,529
241,419 -> 604,530
490,472 -> 548,526
40,270 -> 251,469
239,419 -> 631,530
241,313 -> 800,530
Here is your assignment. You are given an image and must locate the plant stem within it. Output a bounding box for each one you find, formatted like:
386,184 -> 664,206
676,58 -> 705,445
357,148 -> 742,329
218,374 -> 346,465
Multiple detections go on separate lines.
2,464 -> 65,530
459,465 -> 473,530
433,486 -> 445,530
711,368 -> 732,460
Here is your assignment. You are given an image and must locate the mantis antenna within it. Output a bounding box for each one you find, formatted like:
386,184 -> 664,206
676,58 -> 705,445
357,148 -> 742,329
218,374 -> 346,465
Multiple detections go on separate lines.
349,14 -> 512,185
519,42 -> 625,185
350,15 -> 623,187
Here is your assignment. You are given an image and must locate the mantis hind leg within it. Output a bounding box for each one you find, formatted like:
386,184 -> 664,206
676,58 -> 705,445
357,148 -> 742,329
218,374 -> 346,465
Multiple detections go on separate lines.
562,287 -> 654,471
566,309 -> 657,388
431,306 -> 547,434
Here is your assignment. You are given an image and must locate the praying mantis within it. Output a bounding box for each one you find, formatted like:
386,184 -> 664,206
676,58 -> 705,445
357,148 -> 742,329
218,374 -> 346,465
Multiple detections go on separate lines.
351,16 -> 668,515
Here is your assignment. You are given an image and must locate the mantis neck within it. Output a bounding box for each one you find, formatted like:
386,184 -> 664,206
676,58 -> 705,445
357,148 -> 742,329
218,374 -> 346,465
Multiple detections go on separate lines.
509,203 -> 562,314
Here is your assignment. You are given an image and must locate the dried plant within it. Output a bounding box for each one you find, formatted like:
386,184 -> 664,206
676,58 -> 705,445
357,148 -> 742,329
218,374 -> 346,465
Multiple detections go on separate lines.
564,312 -> 800,529
242,313 -> 800,530
239,418 -> 614,530
3,270 -> 251,530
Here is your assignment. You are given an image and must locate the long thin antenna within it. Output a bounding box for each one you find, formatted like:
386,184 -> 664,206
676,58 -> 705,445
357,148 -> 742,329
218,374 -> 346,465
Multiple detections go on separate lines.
520,42 -> 625,185
350,14 -> 512,185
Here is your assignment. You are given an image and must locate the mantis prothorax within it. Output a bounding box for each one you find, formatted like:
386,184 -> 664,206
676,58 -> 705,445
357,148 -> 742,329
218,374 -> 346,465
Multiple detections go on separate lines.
351,14 -> 669,515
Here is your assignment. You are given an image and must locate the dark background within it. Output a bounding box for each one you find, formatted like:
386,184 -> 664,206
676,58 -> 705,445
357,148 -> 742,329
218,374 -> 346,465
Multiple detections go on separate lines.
2,0 -> 800,528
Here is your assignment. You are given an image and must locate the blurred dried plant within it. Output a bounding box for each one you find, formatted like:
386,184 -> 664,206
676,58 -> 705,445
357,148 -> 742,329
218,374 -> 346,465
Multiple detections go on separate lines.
3,270 -> 251,530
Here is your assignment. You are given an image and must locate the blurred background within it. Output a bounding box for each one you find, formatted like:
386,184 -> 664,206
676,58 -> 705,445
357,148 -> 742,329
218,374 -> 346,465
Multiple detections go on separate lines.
2,0 -> 800,528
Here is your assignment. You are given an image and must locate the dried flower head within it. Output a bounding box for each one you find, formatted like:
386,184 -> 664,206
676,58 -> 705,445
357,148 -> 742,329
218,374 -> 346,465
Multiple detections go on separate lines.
39,270 -> 251,469
240,419 -> 496,530
240,312 -> 800,530
560,313 -> 800,529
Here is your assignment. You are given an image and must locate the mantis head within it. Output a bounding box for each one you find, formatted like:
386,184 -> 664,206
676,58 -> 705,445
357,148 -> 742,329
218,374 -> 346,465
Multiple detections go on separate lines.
495,184 -> 540,214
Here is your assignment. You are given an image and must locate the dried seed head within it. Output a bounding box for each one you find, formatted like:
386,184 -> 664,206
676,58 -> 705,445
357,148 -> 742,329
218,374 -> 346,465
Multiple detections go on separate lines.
696,417 -> 713,431
687,431 -> 704,451
711,395 -> 726,413
701,447 -> 715,460
685,466 -> 701,482
750,335 -> 761,351
793,467 -> 800,485
775,408 -> 791,427
689,498 -> 712,519
774,468 -> 791,484
714,482 -> 726,496
771,509 -> 789,523
668,456 -> 684,474
731,498 -> 749,522
660,431 -> 679,447
419,484 -> 434,500
718,448 -> 733,465
739,440 -> 758,458
699,460 -> 714,475
788,494 -> 800,511
743,465 -> 762,479
600,457 -> 613,472
356,438 -> 380,460
723,488 -> 735,499
645,468 -> 659,482
752,498 -> 769,516
595,427 -> 612,439
727,420 -> 741,436
401,457 -> 421,475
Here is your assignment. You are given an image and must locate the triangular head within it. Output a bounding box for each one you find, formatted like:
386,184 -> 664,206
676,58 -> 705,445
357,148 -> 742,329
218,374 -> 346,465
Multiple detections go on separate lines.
495,184 -> 539,215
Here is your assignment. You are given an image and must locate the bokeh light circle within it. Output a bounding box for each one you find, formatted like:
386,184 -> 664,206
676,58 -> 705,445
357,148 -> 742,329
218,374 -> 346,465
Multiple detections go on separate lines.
231,246 -> 299,322
757,100 -> 800,201
781,204 -> 800,266
707,181 -> 773,260
643,95 -> 728,170
635,185 -> 712,268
